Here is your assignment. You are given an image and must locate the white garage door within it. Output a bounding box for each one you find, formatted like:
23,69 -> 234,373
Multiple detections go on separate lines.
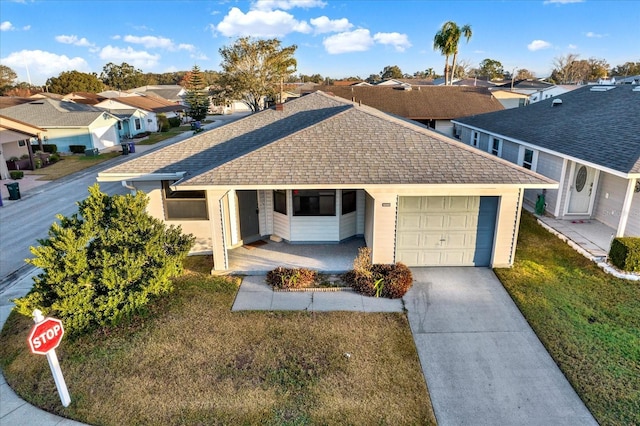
396,196 -> 498,266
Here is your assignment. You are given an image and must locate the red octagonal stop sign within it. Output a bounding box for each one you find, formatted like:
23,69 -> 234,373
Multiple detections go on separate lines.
28,317 -> 64,355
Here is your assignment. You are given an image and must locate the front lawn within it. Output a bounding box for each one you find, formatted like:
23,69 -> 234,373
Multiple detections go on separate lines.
495,212 -> 640,426
0,259 -> 435,425
26,152 -> 122,181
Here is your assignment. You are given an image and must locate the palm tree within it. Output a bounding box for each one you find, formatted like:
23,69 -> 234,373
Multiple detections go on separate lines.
433,21 -> 472,85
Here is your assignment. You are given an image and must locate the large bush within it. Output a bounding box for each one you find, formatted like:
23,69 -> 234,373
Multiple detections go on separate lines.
14,184 -> 195,336
266,266 -> 317,289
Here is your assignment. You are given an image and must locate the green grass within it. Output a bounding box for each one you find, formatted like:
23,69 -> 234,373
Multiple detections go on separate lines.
0,258 -> 435,425
494,212 -> 640,426
26,152 -> 122,181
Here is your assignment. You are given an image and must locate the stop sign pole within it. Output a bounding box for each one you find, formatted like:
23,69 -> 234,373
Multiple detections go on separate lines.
29,309 -> 71,407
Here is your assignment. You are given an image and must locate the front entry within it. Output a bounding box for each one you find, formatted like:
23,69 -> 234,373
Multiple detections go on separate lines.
236,190 -> 260,243
567,164 -> 597,214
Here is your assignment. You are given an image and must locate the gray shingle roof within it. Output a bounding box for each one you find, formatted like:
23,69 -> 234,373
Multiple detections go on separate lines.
101,91 -> 555,188
455,85 -> 640,174
0,99 -> 107,127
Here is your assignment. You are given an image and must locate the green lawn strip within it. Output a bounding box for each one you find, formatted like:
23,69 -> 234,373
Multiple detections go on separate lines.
27,152 -> 122,181
494,212 -> 640,426
0,263 -> 435,425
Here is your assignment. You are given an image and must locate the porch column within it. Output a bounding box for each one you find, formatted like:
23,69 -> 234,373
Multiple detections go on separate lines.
617,178 -> 637,237
206,189 -> 230,273
364,189 -> 398,264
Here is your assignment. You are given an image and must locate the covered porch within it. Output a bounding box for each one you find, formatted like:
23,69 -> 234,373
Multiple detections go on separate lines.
227,237 -> 365,275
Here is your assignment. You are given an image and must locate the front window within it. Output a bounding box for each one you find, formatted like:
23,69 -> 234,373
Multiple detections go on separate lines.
162,181 -> 208,220
342,190 -> 356,215
134,118 -> 141,130
293,189 -> 335,216
273,190 -> 287,215
471,131 -> 479,147
490,137 -> 502,156
519,147 -> 538,170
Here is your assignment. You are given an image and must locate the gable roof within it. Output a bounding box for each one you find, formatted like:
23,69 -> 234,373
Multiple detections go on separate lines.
310,85 -> 504,120
0,99 -> 113,127
100,91 -> 554,189
128,85 -> 185,103
96,95 -> 183,113
454,85 -> 640,175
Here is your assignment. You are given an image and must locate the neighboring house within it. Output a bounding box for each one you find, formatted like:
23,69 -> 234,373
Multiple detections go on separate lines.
0,99 -> 120,153
0,115 -> 47,178
453,84 -> 640,239
614,75 -> 640,85
97,91 -> 555,272
94,96 -> 183,132
128,85 -> 187,105
310,85 -> 504,137
62,92 -> 107,105
107,109 -> 148,139
489,89 -> 530,109
493,79 -> 578,104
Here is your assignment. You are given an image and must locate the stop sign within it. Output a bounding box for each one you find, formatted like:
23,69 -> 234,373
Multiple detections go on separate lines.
28,317 -> 64,355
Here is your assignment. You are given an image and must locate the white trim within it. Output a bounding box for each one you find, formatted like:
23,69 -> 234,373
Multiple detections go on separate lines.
489,136 -> 503,157
452,121 -> 636,179
555,158 -> 568,217
471,130 -> 479,147
177,182 -> 558,191
617,178 -> 636,237
227,190 -> 239,245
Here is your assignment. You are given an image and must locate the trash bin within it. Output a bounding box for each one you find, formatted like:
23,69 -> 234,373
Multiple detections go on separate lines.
5,182 -> 20,200
121,142 -> 129,155
0,190 -> 3,207
535,192 -> 546,215
128,142 -> 135,153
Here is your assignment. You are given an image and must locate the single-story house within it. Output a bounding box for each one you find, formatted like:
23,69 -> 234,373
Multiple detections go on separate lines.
0,115 -> 47,178
453,84 -> 639,238
0,99 -> 120,153
128,85 -> 187,105
98,91 -> 556,272
94,96 -> 184,132
308,85 -> 504,137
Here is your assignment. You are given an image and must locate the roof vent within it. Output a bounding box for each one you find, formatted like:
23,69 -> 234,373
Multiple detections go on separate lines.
590,85 -> 616,92
633,86 -> 640,92
552,98 -> 563,107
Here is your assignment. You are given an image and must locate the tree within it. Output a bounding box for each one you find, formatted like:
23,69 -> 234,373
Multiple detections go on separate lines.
516,69 -> 536,80
0,65 -> 17,94
45,70 -> 104,94
550,53 -> 582,84
610,61 -> 640,76
218,37 -> 297,112
101,62 -> 146,90
366,73 -> 382,84
14,185 -> 195,337
184,65 -> 210,121
433,21 -> 472,85
380,65 -> 403,80
413,68 -> 439,79
478,58 -> 505,80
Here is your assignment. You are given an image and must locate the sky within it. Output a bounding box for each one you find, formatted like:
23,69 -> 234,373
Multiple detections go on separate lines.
1,0 -> 639,86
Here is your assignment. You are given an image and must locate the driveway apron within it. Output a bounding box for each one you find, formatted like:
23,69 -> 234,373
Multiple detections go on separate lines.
404,267 -> 597,426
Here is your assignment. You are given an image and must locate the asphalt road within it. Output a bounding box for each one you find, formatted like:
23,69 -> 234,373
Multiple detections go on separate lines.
0,113 -> 250,291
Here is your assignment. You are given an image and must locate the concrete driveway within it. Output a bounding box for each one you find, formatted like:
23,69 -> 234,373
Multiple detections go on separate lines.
404,267 -> 598,426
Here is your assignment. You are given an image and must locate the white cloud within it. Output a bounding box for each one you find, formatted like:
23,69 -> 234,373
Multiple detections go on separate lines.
252,0 -> 326,11
310,16 -> 352,34
123,35 -> 174,49
55,35 -> 94,47
1,21 -> 15,31
1,49 -> 90,83
527,39 -> 551,51
373,32 -> 411,52
178,43 -> 196,52
215,7 -> 311,37
585,31 -> 606,38
99,45 -> 160,69
323,29 -> 374,54
22,25 -> 30,31
568,43 -> 578,49
543,0 -> 584,4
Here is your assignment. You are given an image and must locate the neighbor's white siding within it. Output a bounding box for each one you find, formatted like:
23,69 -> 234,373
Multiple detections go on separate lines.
356,190 -> 366,235
435,119 -> 454,137
290,217 -> 340,241
364,192 -> 375,249
258,190 -> 273,236
273,212 -> 290,240
501,140 -> 519,164
340,212 -> 357,240
594,173 -> 640,236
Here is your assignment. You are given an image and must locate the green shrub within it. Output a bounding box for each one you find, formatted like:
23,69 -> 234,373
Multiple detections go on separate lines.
158,114 -> 170,132
13,184 -> 195,337
266,266 -> 317,289
343,248 -> 413,298
20,154 -> 29,159
8,156 -> 19,161
31,144 -> 57,153
609,237 -> 640,272
168,117 -> 181,128
9,170 -> 23,179
49,153 -> 60,163
69,145 -> 87,154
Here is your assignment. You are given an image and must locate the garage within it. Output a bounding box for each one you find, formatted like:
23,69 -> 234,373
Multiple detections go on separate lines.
396,196 -> 499,266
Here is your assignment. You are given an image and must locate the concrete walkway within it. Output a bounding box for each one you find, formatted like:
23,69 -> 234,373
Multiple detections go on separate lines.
404,267 -> 598,426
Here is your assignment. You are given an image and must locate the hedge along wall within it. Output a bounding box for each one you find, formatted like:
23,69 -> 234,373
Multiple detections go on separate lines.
609,237 -> 640,272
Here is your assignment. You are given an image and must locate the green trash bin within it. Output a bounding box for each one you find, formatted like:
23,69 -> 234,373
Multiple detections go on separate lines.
5,182 -> 20,200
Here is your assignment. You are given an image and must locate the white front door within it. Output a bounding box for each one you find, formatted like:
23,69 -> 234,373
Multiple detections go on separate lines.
567,164 -> 597,214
